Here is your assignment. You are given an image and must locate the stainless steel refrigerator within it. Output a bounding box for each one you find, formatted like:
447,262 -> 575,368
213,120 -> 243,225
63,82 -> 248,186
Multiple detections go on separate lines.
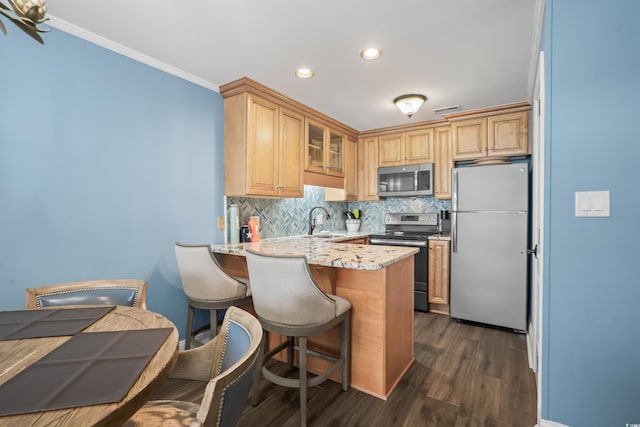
450,163 -> 528,331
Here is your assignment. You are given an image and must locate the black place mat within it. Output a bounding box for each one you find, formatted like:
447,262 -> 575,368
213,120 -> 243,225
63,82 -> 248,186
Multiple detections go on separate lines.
0,328 -> 174,416
0,307 -> 116,341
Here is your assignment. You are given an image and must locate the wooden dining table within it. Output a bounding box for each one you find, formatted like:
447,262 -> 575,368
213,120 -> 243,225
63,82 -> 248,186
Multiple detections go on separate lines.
0,305 -> 179,427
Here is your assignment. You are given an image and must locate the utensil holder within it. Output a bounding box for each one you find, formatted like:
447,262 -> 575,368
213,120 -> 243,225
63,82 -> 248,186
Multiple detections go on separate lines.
346,219 -> 361,232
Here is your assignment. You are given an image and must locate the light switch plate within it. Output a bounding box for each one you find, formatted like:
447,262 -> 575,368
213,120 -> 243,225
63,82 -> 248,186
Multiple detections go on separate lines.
575,191 -> 610,217
217,216 -> 225,230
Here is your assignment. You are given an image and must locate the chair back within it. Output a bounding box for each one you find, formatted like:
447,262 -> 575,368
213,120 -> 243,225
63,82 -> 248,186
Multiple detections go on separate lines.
175,243 -> 248,302
198,306 -> 263,427
25,279 -> 147,309
245,249 -> 337,327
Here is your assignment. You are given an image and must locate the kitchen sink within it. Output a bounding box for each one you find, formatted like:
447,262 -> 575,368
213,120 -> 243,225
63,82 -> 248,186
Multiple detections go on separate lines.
302,232 -> 344,239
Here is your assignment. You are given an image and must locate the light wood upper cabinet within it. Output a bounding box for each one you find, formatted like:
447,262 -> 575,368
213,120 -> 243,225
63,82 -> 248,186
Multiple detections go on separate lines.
305,119 -> 344,177
434,126 -> 452,200
428,239 -> 450,314
451,118 -> 487,160
378,129 -> 434,167
359,136 -> 379,201
487,111 -> 529,156
406,129 -> 434,164
452,110 -> 529,160
325,136 -> 357,201
224,93 -> 303,197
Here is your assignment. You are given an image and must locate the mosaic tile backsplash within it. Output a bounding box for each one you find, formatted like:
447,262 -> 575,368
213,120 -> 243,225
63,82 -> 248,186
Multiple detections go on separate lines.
227,185 -> 451,240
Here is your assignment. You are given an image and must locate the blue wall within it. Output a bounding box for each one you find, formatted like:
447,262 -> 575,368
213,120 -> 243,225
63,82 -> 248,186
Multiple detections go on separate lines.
543,1 -> 640,425
0,29 -> 225,337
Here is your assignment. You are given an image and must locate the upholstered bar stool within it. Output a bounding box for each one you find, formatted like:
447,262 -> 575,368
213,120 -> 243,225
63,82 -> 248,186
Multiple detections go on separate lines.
175,242 -> 252,349
245,249 -> 351,427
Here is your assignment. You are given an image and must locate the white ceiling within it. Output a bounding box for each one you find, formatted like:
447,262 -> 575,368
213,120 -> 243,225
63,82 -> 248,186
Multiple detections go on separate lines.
47,0 -> 540,131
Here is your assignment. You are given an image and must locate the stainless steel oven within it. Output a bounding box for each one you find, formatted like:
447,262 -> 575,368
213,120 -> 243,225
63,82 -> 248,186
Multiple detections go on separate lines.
369,212 -> 439,312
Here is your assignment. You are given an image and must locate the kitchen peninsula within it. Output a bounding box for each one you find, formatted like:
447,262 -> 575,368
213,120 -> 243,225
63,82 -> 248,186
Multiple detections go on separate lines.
210,235 -> 417,399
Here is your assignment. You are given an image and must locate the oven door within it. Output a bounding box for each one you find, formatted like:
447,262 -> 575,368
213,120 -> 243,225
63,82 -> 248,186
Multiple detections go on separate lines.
368,238 -> 429,312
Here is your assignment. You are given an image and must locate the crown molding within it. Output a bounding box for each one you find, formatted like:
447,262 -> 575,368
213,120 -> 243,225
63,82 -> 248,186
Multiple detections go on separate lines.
48,15 -> 219,93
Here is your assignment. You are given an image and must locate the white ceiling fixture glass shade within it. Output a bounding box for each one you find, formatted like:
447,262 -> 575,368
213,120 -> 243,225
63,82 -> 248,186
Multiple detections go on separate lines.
360,47 -> 382,60
295,68 -> 315,79
393,94 -> 427,118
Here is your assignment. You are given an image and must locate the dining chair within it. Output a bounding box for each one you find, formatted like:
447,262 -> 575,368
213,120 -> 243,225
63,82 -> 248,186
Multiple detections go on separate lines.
244,249 -> 351,427
175,242 -> 252,349
124,306 -> 263,427
25,279 -> 147,309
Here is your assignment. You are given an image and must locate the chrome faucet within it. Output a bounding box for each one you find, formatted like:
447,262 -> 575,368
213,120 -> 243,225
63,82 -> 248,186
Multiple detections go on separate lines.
308,206 -> 331,235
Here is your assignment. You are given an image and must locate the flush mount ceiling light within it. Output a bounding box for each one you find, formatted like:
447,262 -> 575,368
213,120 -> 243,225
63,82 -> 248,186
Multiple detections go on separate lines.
360,47 -> 383,60
393,94 -> 427,118
295,68 -> 315,79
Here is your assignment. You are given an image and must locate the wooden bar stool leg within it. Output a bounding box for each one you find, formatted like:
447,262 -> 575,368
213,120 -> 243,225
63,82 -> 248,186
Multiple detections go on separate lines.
299,336 -> 308,427
185,304 -> 195,350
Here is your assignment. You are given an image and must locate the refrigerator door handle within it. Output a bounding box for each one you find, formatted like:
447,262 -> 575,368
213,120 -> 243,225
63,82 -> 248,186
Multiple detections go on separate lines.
452,211 -> 457,253
452,170 -> 458,211
451,170 -> 458,252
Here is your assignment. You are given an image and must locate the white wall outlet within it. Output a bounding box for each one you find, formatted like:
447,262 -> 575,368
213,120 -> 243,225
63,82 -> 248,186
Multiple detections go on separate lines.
575,191 -> 610,217
316,213 -> 324,224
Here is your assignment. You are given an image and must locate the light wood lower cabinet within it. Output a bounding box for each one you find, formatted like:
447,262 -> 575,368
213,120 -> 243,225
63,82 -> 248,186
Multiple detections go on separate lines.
428,239 -> 450,315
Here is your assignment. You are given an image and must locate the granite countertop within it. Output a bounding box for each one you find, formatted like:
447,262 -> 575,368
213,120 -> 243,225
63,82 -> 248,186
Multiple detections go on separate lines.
428,233 -> 451,241
210,231 -> 418,270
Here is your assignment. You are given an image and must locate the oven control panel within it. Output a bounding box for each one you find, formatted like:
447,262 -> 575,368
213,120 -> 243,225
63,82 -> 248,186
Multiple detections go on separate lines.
384,212 -> 438,226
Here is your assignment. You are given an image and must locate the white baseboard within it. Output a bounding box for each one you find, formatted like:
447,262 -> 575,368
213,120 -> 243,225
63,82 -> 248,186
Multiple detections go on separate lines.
537,420 -> 571,427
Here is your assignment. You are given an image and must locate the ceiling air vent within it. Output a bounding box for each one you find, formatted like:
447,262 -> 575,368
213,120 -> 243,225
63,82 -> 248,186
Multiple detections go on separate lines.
432,105 -> 461,114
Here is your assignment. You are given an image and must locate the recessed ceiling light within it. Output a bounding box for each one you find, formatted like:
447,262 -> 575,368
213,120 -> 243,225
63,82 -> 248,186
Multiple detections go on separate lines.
360,47 -> 383,60
295,68 -> 315,79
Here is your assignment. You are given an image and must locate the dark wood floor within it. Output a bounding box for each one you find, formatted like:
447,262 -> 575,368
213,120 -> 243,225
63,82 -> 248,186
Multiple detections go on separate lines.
153,312 -> 537,427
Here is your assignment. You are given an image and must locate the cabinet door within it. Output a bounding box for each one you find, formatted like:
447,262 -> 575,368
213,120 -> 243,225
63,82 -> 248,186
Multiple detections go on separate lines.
278,107 -> 304,197
378,133 -> 405,166
405,129 -> 434,164
428,240 -> 450,305
360,136 -> 379,201
305,119 -> 326,174
326,130 -> 344,177
247,95 -> 279,196
344,137 -> 357,199
487,111 -> 529,156
434,126 -> 452,200
325,136 -> 357,201
452,118 -> 487,160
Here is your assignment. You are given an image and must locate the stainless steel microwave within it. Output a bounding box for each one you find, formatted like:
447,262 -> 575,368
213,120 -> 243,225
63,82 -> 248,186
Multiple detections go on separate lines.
377,163 -> 434,197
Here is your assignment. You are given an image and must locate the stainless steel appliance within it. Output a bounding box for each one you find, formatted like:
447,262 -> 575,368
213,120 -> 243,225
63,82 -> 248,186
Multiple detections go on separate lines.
450,163 -> 528,331
377,163 -> 433,197
369,212 -> 440,312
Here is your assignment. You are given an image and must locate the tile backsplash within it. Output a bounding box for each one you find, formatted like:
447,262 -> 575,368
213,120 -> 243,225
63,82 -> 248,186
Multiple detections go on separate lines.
227,185 -> 451,239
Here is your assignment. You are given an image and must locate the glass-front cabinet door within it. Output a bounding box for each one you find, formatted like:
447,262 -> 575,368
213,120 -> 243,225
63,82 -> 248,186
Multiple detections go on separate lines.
306,120 -> 326,173
305,118 -> 344,177
328,130 -> 344,176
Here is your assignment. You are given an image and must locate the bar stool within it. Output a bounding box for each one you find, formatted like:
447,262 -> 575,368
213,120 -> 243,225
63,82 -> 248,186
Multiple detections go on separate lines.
245,249 -> 351,427
175,242 -> 252,349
